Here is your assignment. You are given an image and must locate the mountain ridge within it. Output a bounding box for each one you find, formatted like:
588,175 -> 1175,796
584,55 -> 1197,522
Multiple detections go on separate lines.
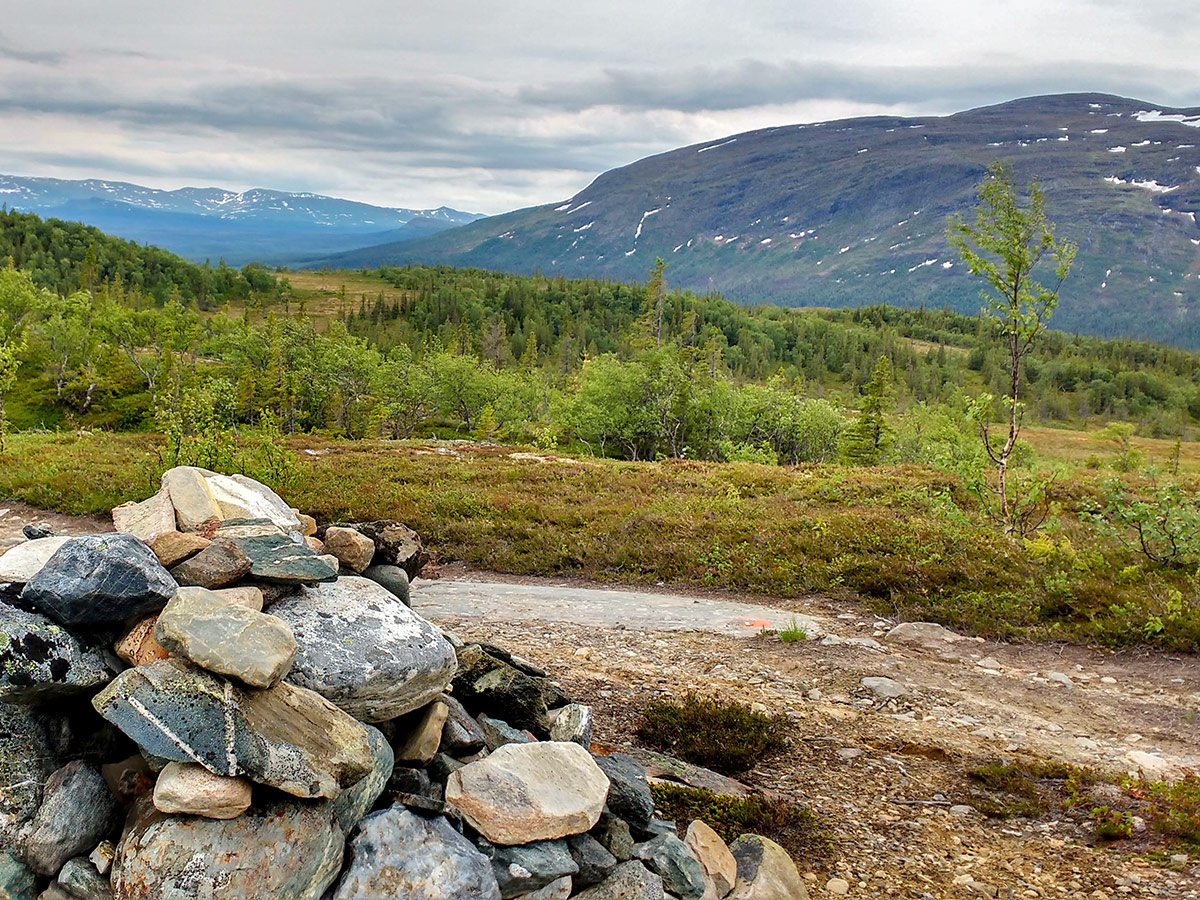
0,174 -> 484,265
312,92 -> 1200,347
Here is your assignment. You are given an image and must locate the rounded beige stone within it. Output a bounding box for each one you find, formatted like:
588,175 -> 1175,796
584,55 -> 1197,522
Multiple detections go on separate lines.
153,762 -> 252,819
445,741 -> 609,845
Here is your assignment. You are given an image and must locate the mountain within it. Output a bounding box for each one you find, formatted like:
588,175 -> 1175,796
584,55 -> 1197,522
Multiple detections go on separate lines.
317,93 -> 1200,347
0,175 -> 483,265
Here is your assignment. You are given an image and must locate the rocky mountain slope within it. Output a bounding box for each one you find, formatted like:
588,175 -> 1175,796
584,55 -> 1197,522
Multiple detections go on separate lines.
0,174 -> 482,265
325,93 -> 1200,347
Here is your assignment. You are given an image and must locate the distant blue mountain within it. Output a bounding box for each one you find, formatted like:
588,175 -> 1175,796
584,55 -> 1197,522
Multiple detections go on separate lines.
0,175 -> 483,264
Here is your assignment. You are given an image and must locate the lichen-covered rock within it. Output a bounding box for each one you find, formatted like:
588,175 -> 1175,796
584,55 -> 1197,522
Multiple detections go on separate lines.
453,644 -> 566,738
152,762 -> 252,819
727,834 -> 809,900
21,534 -> 176,626
112,796 -> 343,900
0,602 -> 117,703
0,537 -> 72,584
550,703 -> 594,746
571,861 -> 665,900
270,576 -> 457,722
0,852 -> 37,900
55,856 -> 111,900
446,741 -> 610,845
93,658 -> 372,799
24,761 -> 119,877
331,807 -> 500,900
331,725 -> 393,834
154,586 -> 297,688
226,533 -> 338,584
517,876 -> 573,900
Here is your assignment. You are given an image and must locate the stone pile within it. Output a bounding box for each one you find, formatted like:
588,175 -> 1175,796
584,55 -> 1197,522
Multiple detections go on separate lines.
0,466 -> 807,900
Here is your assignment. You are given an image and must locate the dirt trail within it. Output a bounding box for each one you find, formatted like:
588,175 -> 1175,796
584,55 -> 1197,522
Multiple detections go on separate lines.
5,506 -> 1199,897
419,569 -> 1200,898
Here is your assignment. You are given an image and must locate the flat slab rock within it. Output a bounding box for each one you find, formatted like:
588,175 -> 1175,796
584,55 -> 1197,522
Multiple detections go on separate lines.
332,806 -> 500,900
270,576 -> 457,722
227,533 -> 338,584
0,601 -> 117,703
446,741 -> 610,845
112,796 -> 343,900
154,586 -> 297,688
0,536 -> 72,584
93,657 -> 373,799
21,534 -> 177,626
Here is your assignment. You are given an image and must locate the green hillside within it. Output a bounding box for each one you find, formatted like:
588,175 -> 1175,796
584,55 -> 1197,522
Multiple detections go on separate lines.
319,93 -> 1200,347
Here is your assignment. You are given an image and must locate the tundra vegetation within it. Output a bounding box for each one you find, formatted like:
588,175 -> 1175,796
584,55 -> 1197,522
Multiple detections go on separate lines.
2,206 -> 1200,651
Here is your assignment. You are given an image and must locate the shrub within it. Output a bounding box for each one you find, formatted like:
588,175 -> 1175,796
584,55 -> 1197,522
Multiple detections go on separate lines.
649,783 -> 826,858
636,693 -> 790,775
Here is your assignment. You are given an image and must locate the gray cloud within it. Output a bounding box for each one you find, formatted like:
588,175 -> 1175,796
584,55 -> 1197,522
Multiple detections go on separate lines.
0,1 -> 1198,213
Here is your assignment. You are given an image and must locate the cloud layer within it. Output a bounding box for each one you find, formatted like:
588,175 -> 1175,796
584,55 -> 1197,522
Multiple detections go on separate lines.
1,2 -> 1199,213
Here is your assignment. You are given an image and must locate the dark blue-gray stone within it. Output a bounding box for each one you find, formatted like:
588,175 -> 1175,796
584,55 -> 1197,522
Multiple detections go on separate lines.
362,563 -> 410,606
568,833 -> 619,888
20,534 -> 176,626
479,838 -> 578,898
92,657 -> 373,799
0,602 -> 117,704
634,834 -> 706,900
440,694 -> 486,755
594,753 -> 655,827
24,761 -> 119,877
332,807 -> 500,900
55,857 -> 111,900
228,533 -> 337,584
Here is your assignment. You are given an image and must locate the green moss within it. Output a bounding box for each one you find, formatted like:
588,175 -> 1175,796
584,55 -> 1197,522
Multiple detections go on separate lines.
636,694 -> 789,776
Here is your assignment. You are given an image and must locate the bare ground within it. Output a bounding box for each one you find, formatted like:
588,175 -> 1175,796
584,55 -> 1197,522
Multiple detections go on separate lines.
4,506 -> 1199,898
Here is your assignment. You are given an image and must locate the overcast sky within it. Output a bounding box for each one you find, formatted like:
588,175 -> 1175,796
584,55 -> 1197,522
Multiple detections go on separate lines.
2,0 -> 1199,214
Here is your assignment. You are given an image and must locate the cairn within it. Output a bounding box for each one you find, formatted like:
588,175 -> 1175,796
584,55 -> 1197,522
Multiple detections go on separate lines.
0,466 -> 807,900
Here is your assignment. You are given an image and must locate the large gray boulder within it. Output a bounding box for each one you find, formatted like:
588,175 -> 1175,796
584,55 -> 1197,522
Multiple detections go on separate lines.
24,761 -> 119,877
593,754 -> 655,828
93,658 -> 373,799
446,742 -> 610,845
270,576 -> 457,722
20,534 -> 176,626
332,807 -> 500,900
0,602 -> 117,703
0,704 -> 56,853
154,586 -> 297,688
111,796 -> 343,900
